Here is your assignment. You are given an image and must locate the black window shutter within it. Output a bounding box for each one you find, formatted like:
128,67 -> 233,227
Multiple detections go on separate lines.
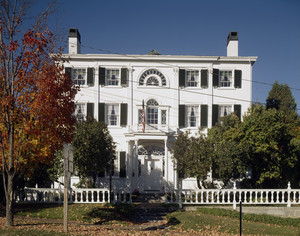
234,104 -> 242,120
201,105 -> 208,128
119,152 -> 126,178
179,69 -> 185,87
201,70 -> 208,88
98,103 -> 105,122
234,70 -> 242,88
99,67 -> 105,86
87,103 -> 94,119
87,68 -> 94,86
120,103 -> 128,126
179,105 -> 185,128
213,69 -> 219,87
65,67 -> 72,80
212,104 -> 219,126
121,68 -> 128,87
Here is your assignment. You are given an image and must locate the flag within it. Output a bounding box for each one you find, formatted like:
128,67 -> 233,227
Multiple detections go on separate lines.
142,100 -> 145,133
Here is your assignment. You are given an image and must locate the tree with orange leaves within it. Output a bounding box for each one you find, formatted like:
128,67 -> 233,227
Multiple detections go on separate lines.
0,0 -> 77,227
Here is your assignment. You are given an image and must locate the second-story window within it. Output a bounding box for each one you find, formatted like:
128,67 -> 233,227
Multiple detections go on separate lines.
186,70 -> 199,87
106,69 -> 120,86
72,68 -> 86,85
219,71 -> 232,87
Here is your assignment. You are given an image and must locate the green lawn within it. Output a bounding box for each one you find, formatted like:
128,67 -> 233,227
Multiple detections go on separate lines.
14,203 -> 134,225
167,207 -> 300,235
3,203 -> 299,235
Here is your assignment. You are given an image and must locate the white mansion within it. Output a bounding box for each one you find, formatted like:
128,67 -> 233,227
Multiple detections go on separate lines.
64,29 -> 257,191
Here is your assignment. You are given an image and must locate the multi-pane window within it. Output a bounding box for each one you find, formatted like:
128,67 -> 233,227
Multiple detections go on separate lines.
138,109 -> 144,124
186,105 -> 199,127
146,76 -> 159,86
161,110 -> 167,125
219,71 -> 232,87
219,105 -> 232,118
106,69 -> 120,86
146,99 -> 159,124
75,104 -> 85,123
106,104 -> 119,126
72,68 -> 86,85
186,70 -> 199,87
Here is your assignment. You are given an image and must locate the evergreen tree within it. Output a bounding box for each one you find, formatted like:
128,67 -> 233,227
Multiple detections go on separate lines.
266,81 -> 298,120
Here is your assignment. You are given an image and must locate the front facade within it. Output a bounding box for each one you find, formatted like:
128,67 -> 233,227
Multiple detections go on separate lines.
64,29 -> 257,192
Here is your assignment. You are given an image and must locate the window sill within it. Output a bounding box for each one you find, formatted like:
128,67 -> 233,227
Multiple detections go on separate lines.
214,87 -> 236,90
182,87 -> 207,90
101,85 -> 124,88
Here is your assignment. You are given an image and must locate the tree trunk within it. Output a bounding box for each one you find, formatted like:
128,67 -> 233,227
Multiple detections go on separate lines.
5,173 -> 14,227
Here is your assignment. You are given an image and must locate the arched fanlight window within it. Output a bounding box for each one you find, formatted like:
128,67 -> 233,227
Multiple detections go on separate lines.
139,69 -> 166,86
146,76 -> 159,86
146,99 -> 159,106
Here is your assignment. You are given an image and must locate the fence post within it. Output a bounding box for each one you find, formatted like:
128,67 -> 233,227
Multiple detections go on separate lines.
233,182 -> 237,210
287,182 -> 291,207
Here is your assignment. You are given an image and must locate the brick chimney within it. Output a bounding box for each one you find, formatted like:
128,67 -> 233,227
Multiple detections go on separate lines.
227,32 -> 238,57
68,28 -> 81,54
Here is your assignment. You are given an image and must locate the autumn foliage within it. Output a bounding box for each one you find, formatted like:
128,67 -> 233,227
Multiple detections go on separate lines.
0,29 -> 76,176
0,1 -> 77,226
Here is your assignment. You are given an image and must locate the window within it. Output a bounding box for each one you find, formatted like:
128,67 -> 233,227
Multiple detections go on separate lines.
219,71 -> 232,87
106,104 -> 119,126
146,99 -> 159,124
139,69 -> 167,86
138,99 -> 168,130
104,152 -> 126,178
186,70 -> 199,87
75,104 -> 85,123
186,105 -> 199,127
72,68 -> 86,85
106,69 -> 120,86
146,76 -> 159,86
219,105 -> 232,118
161,110 -> 167,125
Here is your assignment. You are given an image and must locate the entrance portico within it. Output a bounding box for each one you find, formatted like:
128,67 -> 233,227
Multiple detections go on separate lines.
127,134 -> 175,193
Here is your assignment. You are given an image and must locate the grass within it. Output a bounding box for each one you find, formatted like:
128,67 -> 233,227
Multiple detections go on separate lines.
5,203 -> 300,235
14,202 -> 135,225
167,207 -> 300,235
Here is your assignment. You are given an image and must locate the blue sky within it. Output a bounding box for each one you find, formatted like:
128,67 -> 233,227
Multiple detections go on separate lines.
32,0 -> 300,111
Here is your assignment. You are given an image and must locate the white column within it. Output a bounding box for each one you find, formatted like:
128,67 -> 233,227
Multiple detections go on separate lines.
164,138 -> 168,183
134,139 -> 138,190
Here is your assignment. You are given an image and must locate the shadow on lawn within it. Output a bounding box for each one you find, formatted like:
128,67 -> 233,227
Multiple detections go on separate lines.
85,203 -> 135,225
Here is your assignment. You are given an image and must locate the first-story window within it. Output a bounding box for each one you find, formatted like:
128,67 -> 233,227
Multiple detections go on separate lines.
219,105 -> 232,118
106,69 -> 120,86
186,70 -> 199,87
72,68 -> 86,85
102,152 -> 126,178
186,105 -> 199,127
75,104 -> 85,123
219,71 -> 232,87
106,104 -> 119,126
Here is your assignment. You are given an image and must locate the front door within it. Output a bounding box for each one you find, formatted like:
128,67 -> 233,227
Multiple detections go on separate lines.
145,158 -> 162,191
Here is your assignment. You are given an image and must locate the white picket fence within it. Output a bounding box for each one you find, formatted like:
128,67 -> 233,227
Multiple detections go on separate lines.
165,183 -> 300,209
16,187 -> 132,204
16,183 -> 300,209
